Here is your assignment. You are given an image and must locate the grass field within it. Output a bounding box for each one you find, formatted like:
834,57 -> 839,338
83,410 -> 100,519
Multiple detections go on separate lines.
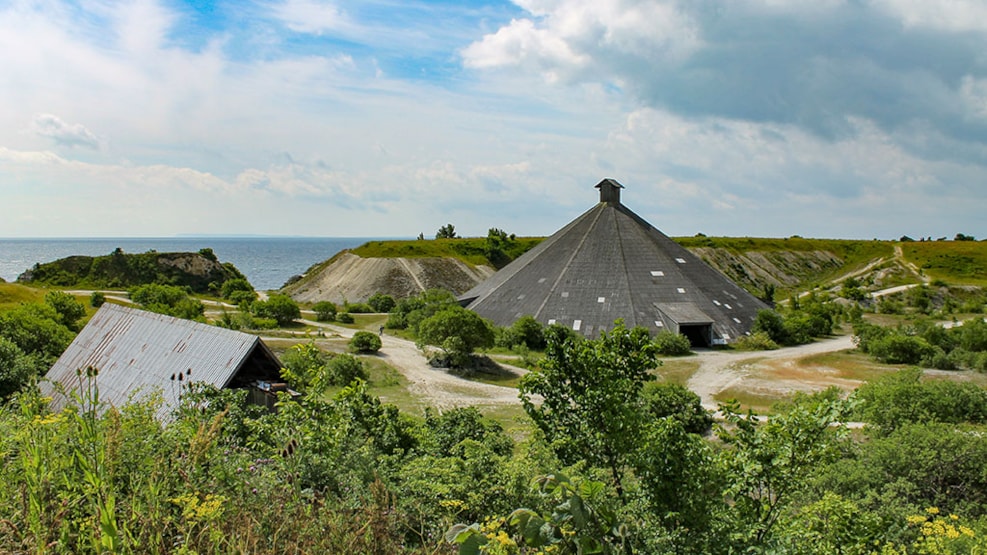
901,241 -> 987,286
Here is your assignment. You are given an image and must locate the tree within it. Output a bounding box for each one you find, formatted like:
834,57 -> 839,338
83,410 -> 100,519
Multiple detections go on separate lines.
129,283 -> 205,320
0,303 -> 74,364
436,224 -> 457,239
220,278 -> 254,300
312,301 -> 337,322
367,293 -> 396,313
251,294 -> 300,326
497,315 -> 546,350
350,331 -> 382,354
416,306 -> 494,367
519,321 -> 659,497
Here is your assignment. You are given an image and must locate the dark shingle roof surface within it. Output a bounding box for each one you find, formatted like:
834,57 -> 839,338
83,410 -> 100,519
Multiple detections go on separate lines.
461,179 -> 769,342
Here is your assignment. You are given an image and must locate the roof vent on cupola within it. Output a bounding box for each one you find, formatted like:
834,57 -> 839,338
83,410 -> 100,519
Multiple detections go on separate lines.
460,179 -> 770,346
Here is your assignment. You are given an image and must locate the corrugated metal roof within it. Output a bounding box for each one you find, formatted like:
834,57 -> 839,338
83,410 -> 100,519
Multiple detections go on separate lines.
460,179 -> 770,343
41,303 -> 275,420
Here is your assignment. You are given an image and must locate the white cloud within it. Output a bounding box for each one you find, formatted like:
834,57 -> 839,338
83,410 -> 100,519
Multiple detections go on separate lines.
273,0 -> 348,35
30,114 -> 101,149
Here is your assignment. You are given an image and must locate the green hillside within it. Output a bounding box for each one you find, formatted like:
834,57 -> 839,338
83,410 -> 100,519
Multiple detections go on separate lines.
902,241 -> 987,286
17,248 -> 249,293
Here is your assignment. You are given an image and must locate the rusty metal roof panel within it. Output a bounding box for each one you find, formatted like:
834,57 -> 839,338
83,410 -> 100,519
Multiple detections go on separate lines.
42,303 -> 264,420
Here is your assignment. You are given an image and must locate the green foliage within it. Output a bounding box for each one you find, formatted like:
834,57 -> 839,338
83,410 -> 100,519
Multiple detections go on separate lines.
0,302 -> 74,364
336,312 -> 354,324
350,330 -> 382,353
312,300 -> 337,321
732,331 -> 780,351
496,315 -> 546,350
44,291 -> 86,331
327,354 -> 368,386
640,381 -> 713,434
386,288 -> 459,332
520,321 -> 658,496
436,223 -> 458,239
853,368 -> 987,432
129,283 -> 205,320
367,293 -> 396,313
653,330 -> 692,356
22,249 -> 247,292
417,306 -> 495,367
89,291 -> 105,307
251,294 -> 300,326
220,277 -> 254,300
0,336 -> 42,398
349,237 -> 543,268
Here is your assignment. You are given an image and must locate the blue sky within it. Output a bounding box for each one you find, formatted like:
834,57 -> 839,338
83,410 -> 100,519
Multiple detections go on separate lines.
2,0 -> 987,240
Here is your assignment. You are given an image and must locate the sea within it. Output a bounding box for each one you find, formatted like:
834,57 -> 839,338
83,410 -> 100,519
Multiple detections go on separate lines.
0,237 -> 399,291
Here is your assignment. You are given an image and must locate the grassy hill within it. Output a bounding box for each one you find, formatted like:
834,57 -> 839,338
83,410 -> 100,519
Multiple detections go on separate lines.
16,248 -> 249,293
309,235 -> 987,300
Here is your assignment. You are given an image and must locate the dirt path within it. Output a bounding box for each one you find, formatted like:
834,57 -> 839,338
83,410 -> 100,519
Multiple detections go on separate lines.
686,335 -> 856,410
298,319 -> 522,410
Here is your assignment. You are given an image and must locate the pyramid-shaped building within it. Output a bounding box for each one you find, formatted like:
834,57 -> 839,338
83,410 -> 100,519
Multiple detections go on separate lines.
460,179 -> 769,345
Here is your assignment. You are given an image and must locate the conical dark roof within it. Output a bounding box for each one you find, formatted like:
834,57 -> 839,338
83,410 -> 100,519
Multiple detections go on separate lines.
461,179 -> 769,345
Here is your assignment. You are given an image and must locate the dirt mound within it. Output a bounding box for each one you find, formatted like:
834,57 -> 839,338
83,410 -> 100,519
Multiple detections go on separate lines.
282,252 -> 495,303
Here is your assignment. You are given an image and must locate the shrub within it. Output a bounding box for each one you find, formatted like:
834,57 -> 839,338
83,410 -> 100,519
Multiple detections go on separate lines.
367,293 -> 396,313
221,278 -> 254,299
343,302 -> 374,314
733,331 -> 780,351
251,294 -> 300,326
350,331 -> 382,354
228,290 -> 257,307
653,330 -> 692,356
496,315 -> 546,350
337,312 -> 354,324
89,291 -> 105,307
327,354 -> 366,385
313,301 -> 337,322
868,334 -> 935,365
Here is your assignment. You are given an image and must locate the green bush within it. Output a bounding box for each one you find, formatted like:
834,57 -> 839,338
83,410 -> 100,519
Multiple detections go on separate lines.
327,354 -> 367,385
89,291 -> 105,307
337,312 -> 354,324
313,301 -> 337,322
251,294 -> 300,326
350,331 -> 382,353
654,330 -> 692,356
343,302 -> 374,314
732,331 -> 780,351
221,278 -> 254,299
367,293 -> 396,313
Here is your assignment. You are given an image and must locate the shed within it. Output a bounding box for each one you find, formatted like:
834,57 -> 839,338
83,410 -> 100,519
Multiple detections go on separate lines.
41,303 -> 287,419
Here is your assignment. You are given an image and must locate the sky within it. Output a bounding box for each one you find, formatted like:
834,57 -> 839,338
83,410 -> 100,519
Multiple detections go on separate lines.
2,0 -> 987,240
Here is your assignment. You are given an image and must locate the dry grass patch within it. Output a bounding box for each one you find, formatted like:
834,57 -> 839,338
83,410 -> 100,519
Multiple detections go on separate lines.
656,359 -> 701,385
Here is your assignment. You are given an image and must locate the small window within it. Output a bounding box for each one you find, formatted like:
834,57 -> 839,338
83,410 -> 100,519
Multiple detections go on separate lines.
677,288 -> 686,294
548,319 -> 556,325
561,292 -> 569,298
713,300 -> 721,306
675,258 -> 686,264
733,317 -> 742,323
573,320 -> 582,331
650,270 -> 664,277
597,297 -> 605,303
517,294 -> 525,300
724,304 -> 732,310
654,321 -> 664,327
538,278 -> 547,284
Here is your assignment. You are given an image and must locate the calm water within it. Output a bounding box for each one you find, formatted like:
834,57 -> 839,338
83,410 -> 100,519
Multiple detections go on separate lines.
0,237 -> 395,291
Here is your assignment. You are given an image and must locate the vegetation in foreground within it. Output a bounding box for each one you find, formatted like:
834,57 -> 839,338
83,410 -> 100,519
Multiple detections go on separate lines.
3,317 -> 987,553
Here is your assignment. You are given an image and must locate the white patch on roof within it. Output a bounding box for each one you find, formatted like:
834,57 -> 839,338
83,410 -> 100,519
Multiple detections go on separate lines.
538,278 -> 547,284
597,297 -> 605,303
548,319 -> 557,325
713,300 -> 721,306
733,317 -> 742,323
677,288 -> 686,294
573,320 -> 582,331
725,304 -> 732,309
654,320 -> 664,327
650,270 -> 664,277
675,258 -> 686,264
561,291 -> 569,298
517,294 -> 525,300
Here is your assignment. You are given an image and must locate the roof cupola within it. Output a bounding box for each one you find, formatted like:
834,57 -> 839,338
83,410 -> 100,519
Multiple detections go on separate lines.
595,178 -> 624,203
